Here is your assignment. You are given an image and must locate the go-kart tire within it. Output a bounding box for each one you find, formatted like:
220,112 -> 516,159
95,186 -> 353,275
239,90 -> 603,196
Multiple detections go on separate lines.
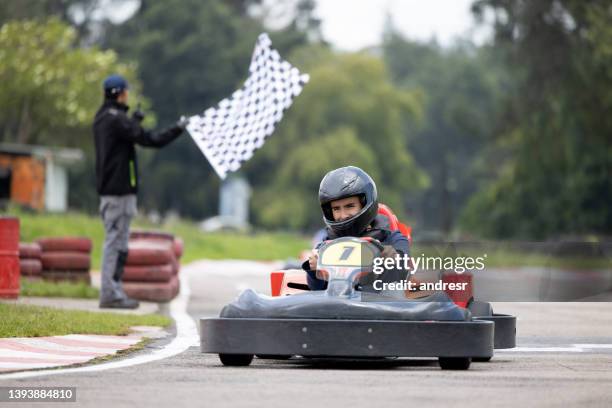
41,252 -> 91,270
130,231 -> 183,259
127,241 -> 174,266
171,258 -> 180,276
173,237 -> 184,259
219,354 -> 253,366
130,230 -> 175,242
122,263 -> 173,282
19,242 -> 42,259
473,357 -> 492,362
256,355 -> 292,360
123,276 -> 179,302
439,357 -> 471,370
20,259 -> 42,276
36,237 -> 92,253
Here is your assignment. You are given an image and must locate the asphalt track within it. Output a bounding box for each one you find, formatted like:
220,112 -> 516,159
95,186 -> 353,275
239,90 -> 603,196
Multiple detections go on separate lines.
3,260 -> 612,408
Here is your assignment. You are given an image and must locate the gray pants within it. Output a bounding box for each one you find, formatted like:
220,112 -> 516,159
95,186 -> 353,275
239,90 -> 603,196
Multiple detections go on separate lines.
99,194 -> 137,303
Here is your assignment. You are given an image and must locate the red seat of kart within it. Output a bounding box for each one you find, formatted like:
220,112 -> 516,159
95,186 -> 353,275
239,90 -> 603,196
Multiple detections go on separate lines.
377,203 -> 412,243
377,204 -> 472,308
271,270 -> 308,297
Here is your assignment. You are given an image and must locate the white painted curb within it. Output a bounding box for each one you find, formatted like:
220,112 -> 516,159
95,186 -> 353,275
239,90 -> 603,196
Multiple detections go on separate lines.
0,267 -> 199,380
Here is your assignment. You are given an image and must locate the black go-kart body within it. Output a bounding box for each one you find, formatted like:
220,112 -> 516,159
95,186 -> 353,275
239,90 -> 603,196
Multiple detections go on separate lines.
200,235 -> 516,370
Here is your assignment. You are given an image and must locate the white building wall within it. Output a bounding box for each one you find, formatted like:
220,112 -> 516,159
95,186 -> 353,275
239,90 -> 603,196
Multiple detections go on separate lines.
219,177 -> 251,224
45,159 -> 68,212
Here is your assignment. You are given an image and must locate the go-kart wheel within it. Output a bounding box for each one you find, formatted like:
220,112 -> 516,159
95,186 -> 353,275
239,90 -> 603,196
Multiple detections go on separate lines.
439,357 -> 471,370
256,355 -> 292,360
473,356 -> 492,362
219,354 -> 254,366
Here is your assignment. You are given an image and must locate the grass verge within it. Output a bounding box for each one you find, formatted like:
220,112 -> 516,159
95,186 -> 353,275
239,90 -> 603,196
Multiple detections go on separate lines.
0,303 -> 171,338
20,279 -> 100,299
168,221 -> 310,263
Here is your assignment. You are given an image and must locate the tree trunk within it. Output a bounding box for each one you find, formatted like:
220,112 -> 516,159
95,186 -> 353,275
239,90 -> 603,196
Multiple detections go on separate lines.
16,99 -> 32,144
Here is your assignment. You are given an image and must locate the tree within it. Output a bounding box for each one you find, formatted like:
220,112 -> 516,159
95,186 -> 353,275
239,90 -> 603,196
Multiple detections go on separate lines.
461,0 -> 612,238
0,0 -> 128,44
0,18 -> 148,150
383,29 -> 505,234
103,0 -> 266,125
0,0 -> 83,25
244,46 -> 427,230
100,0 -> 322,220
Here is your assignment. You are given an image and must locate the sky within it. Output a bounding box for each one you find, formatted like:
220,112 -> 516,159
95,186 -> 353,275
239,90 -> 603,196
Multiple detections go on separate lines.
100,0 -> 487,51
313,0 -> 487,50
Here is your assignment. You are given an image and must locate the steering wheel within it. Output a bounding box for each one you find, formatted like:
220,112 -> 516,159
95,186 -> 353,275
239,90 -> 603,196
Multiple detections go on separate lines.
359,236 -> 385,252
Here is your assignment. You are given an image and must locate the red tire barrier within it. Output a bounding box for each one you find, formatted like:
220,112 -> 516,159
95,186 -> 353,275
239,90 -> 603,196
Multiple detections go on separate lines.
123,276 -> 179,302
36,237 -> 92,253
130,230 -> 174,242
41,252 -> 91,270
20,259 -> 43,277
41,270 -> 91,284
171,258 -> 180,276
127,241 -> 174,266
129,230 -> 183,259
123,263 -> 173,283
173,237 -> 184,259
0,217 -> 20,299
19,242 -> 42,259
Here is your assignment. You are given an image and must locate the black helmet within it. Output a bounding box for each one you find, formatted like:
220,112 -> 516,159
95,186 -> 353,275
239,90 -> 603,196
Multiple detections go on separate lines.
319,166 -> 378,237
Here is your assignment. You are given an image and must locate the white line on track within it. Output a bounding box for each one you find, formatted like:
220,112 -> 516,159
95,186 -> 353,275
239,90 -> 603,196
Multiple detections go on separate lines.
573,344 -> 612,349
498,344 -> 612,353
501,347 -> 584,353
0,266 -> 200,380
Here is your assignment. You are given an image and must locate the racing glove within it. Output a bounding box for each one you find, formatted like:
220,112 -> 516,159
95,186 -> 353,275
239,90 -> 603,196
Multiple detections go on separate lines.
132,104 -> 145,123
307,250 -> 318,271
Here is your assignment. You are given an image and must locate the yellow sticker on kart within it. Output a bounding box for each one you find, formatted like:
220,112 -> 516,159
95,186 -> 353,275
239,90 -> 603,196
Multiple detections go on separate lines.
319,240 -> 376,267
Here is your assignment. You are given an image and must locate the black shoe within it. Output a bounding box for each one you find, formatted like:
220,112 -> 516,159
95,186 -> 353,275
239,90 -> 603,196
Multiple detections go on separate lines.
99,297 -> 140,309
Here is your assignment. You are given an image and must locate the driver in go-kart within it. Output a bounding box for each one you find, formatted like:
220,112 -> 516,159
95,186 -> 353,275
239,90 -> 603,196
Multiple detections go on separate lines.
303,166 -> 410,290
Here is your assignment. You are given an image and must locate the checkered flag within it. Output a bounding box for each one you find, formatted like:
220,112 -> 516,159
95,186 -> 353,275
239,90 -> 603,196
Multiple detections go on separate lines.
186,33 -> 309,179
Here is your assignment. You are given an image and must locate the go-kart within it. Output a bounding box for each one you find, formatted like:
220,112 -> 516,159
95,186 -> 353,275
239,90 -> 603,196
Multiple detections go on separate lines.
270,204 -> 516,359
200,220 -> 515,369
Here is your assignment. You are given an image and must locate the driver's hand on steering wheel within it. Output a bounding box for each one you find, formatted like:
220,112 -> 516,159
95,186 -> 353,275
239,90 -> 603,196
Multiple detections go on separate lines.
308,250 -> 319,271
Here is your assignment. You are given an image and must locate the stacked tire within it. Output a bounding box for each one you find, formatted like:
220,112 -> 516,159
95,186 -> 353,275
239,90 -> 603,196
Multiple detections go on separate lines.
36,237 -> 92,284
122,230 -> 183,303
19,242 -> 43,280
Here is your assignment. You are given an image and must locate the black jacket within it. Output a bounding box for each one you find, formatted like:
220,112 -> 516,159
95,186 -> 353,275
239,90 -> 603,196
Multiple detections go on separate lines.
93,99 -> 183,195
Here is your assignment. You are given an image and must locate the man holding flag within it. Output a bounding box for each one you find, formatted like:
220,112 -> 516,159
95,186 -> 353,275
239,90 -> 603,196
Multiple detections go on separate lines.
93,74 -> 188,309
